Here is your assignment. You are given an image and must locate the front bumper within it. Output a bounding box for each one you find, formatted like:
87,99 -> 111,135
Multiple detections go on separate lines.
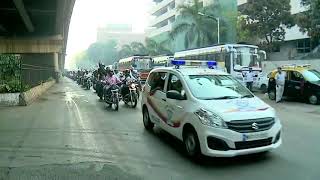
197,121 -> 282,157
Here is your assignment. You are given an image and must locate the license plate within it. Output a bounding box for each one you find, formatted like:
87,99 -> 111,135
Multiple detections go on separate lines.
242,132 -> 268,141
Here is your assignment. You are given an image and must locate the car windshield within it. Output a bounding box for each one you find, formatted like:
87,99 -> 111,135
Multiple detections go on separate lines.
186,75 -> 253,100
302,69 -> 320,82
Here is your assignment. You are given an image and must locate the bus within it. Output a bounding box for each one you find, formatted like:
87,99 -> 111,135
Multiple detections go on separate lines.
174,44 -> 266,84
151,55 -> 174,68
118,55 -> 152,82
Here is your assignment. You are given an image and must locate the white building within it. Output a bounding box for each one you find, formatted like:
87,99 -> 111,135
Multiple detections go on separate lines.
147,0 -> 213,38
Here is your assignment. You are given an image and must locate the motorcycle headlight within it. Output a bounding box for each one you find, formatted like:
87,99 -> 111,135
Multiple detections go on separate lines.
131,84 -> 136,88
194,108 -> 227,128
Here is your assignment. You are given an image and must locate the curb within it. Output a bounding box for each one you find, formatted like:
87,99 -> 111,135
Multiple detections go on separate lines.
19,80 -> 56,106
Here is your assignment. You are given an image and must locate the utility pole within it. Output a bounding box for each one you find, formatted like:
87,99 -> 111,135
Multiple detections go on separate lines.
198,12 -> 220,44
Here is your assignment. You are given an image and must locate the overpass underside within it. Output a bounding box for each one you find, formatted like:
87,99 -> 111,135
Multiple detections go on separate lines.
0,0 -> 75,82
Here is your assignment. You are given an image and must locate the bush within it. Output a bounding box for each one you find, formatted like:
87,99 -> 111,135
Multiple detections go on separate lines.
0,54 -> 22,93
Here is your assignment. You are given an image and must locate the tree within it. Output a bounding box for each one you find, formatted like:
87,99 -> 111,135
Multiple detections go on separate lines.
118,44 -> 133,59
145,38 -> 172,56
169,0 -> 217,49
87,40 -> 118,65
130,42 -> 148,55
237,13 -> 257,43
70,40 -> 118,69
297,0 -> 320,45
241,0 -> 295,50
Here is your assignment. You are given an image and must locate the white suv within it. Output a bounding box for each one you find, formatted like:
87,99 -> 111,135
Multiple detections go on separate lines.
141,67 -> 282,158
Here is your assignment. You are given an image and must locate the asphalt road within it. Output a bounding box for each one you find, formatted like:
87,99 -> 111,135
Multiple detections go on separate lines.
0,78 -> 319,180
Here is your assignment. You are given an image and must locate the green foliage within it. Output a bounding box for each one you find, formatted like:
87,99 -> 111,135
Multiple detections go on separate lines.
117,39 -> 172,59
237,13 -> 257,43
47,77 -> 54,82
241,0 -> 295,50
297,0 -> 320,44
0,54 -> 23,93
71,40 -> 118,69
145,38 -> 172,56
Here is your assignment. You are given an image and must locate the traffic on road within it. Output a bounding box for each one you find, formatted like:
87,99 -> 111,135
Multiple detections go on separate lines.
65,43 -> 319,162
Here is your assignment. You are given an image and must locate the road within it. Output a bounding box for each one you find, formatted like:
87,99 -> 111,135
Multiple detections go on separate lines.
0,78 -> 319,180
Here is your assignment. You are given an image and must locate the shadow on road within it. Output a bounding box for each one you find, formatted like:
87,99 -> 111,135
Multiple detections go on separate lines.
145,126 -> 274,168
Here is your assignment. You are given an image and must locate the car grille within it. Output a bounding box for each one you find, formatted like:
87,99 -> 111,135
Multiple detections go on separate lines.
235,138 -> 273,150
226,117 -> 275,133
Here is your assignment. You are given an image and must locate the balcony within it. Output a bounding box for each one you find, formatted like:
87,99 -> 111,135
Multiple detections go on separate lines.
150,9 -> 176,27
147,24 -> 172,38
150,0 -> 175,15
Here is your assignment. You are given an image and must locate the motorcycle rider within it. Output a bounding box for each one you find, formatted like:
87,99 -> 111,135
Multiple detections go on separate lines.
121,69 -> 136,97
96,64 -> 106,100
103,69 -> 121,101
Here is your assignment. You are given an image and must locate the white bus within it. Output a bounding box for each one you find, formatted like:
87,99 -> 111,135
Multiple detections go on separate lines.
174,44 -> 266,84
151,55 -> 174,68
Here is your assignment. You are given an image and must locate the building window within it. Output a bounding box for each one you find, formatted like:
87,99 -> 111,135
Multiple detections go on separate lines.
296,38 -> 311,53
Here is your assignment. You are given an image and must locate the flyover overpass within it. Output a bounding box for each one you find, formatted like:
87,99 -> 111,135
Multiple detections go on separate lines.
0,0 -> 76,81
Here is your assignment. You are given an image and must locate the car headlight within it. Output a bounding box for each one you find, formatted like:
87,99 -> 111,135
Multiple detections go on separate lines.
194,108 -> 227,128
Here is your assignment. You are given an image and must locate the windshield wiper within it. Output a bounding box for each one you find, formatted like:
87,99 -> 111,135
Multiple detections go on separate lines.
205,96 -> 240,100
241,94 -> 254,98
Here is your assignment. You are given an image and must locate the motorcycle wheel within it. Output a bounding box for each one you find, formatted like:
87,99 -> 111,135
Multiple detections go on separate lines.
129,92 -> 138,108
112,95 -> 119,111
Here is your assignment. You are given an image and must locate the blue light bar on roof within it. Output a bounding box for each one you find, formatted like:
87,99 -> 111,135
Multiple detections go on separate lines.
171,60 -> 186,66
207,61 -> 217,69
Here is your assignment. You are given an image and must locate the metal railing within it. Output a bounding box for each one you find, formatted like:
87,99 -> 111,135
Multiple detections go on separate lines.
21,63 -> 55,89
0,55 -> 55,93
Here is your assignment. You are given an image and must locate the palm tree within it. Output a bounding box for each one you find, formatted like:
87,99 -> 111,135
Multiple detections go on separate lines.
145,38 -> 172,56
169,0 -> 217,49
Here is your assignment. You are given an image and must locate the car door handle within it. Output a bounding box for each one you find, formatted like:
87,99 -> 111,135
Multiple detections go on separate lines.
162,98 -> 166,102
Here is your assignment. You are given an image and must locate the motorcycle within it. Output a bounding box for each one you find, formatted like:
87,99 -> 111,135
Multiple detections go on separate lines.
92,78 -> 98,91
122,81 -> 138,108
104,84 -> 120,111
84,77 -> 91,90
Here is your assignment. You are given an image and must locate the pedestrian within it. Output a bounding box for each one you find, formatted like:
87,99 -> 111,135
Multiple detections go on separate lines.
244,68 -> 254,91
275,67 -> 286,103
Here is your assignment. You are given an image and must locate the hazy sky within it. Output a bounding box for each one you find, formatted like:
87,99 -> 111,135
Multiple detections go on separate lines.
66,0 -> 152,68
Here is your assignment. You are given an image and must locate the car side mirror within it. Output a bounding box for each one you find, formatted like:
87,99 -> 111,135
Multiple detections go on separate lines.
167,90 -> 186,100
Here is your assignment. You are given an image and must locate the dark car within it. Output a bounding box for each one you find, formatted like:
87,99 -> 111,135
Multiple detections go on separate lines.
268,67 -> 320,105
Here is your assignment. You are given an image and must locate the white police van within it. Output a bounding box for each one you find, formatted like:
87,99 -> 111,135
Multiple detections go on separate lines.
141,60 -> 282,158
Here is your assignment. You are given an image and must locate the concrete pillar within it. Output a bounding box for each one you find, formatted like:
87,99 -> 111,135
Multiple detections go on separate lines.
53,52 -> 60,82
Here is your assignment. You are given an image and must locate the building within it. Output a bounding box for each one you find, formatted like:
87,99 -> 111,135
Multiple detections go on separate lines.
97,24 -> 146,49
147,0 -> 213,39
148,0 -> 237,51
238,0 -> 313,62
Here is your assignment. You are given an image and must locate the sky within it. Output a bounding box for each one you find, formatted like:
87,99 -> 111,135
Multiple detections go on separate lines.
66,0 -> 153,69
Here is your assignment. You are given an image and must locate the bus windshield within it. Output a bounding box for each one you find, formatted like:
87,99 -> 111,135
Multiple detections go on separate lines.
234,47 -> 261,68
134,58 -> 151,70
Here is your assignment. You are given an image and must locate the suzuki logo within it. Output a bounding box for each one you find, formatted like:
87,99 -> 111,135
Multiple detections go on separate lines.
252,122 -> 259,130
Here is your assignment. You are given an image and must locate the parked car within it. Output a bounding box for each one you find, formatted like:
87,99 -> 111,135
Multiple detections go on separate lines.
268,65 -> 320,105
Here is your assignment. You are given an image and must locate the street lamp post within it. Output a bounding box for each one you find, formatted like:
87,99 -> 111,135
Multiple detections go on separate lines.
198,12 -> 220,44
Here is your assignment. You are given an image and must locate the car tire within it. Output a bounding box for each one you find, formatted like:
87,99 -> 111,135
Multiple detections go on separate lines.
143,107 -> 154,131
268,89 -> 276,100
308,94 -> 318,105
183,128 -> 201,159
260,84 -> 267,93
